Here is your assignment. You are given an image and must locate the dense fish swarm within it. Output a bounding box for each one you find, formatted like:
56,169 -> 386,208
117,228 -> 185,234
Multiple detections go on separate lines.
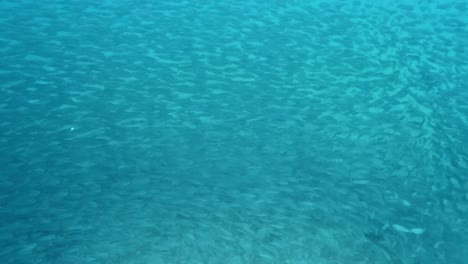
0,0 -> 467,263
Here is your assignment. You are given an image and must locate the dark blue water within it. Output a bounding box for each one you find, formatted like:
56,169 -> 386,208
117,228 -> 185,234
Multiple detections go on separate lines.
1,0 -> 467,263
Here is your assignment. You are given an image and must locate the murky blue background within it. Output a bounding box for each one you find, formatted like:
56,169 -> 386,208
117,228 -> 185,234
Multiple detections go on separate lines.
1,0 -> 467,263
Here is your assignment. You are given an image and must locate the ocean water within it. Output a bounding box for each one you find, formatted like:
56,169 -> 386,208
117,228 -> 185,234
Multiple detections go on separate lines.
1,0 -> 467,263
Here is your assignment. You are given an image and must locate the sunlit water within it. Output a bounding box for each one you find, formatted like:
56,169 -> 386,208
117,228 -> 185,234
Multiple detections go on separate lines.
1,0 -> 467,263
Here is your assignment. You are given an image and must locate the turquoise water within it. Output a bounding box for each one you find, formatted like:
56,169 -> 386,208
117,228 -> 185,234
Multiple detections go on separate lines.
1,0 -> 467,263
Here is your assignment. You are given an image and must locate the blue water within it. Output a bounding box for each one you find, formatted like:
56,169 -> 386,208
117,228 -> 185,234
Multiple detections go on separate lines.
1,0 -> 467,263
